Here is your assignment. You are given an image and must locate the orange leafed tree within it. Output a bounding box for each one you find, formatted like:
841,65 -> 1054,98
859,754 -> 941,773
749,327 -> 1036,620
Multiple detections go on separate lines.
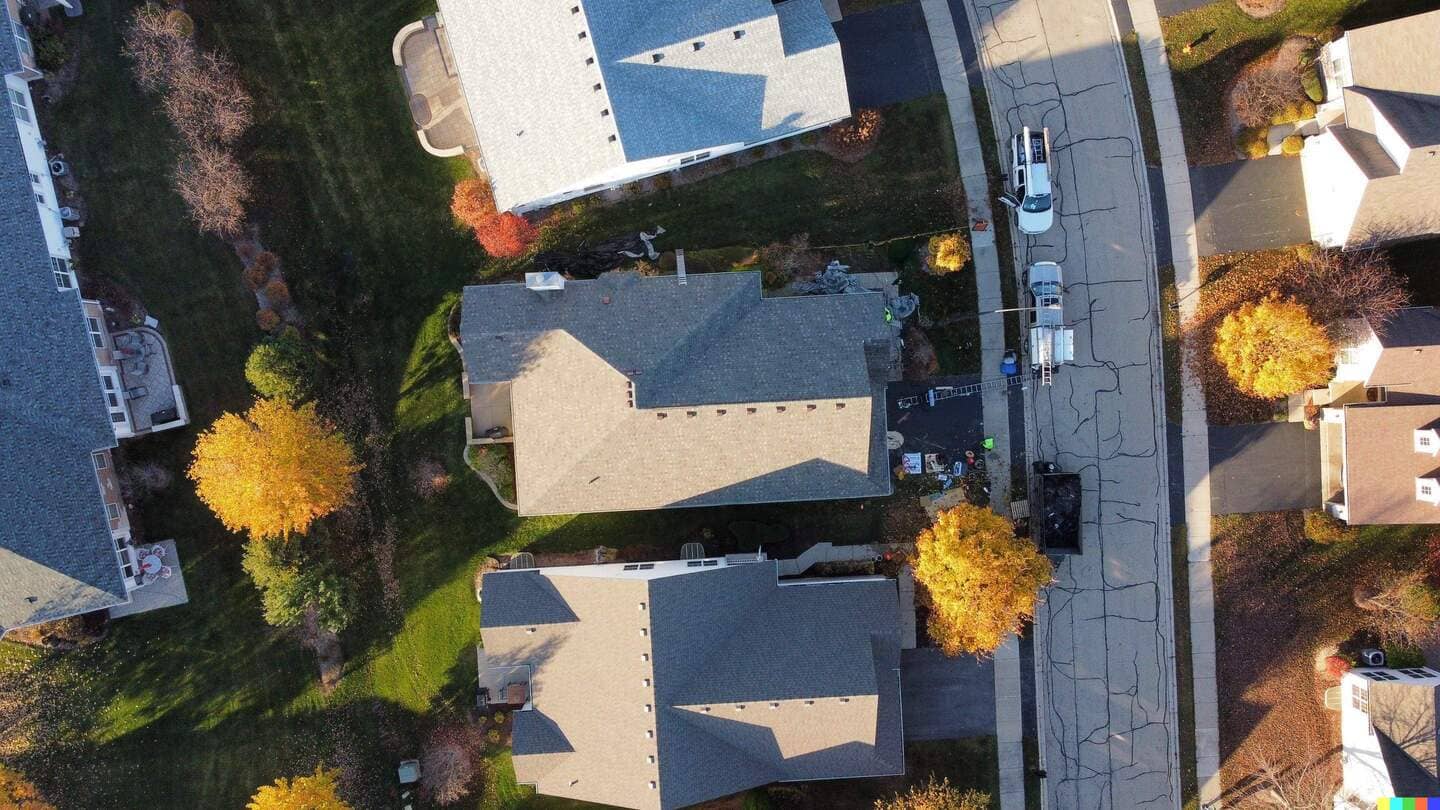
475,212 -> 538,258
450,178 -> 497,231
0,764 -> 56,810
247,766 -> 351,810
913,504 -> 1053,657
1213,293 -> 1334,399
189,398 -> 360,539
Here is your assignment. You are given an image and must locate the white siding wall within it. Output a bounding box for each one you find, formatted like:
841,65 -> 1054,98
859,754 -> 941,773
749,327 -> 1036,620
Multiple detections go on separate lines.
5,73 -> 69,261
1301,128 -> 1370,248
1338,671 -> 1393,806
1334,320 -> 1382,383
1370,103 -> 1411,172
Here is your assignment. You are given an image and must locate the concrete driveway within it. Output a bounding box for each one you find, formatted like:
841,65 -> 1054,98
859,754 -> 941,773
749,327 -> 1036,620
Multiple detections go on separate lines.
1190,156 -> 1310,256
962,0 -> 1181,806
1209,422 -> 1321,514
835,1 -> 944,108
901,647 -> 996,740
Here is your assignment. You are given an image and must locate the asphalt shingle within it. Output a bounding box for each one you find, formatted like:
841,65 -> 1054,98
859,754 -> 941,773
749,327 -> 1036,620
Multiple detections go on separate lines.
0,80 -> 126,633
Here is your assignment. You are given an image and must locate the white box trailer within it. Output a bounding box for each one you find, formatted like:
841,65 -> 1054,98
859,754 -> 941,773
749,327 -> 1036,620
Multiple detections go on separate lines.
1025,261 -> 1073,382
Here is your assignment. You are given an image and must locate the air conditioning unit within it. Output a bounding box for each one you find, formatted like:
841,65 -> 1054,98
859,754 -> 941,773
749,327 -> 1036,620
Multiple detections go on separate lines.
1361,648 -> 1386,667
524,271 -> 565,291
49,158 -> 69,177
62,226 -> 80,239
59,206 -> 80,221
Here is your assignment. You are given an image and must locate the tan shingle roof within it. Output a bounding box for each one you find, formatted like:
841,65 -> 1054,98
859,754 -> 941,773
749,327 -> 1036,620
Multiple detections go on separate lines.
460,271 -> 894,515
480,561 -> 903,810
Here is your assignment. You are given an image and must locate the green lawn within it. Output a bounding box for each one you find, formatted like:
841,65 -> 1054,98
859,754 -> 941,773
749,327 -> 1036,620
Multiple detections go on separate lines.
1160,0 -> 1440,165
2,0 -> 970,807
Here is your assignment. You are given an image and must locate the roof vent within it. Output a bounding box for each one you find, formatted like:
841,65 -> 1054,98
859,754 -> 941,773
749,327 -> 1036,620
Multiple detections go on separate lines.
525,271 -> 565,291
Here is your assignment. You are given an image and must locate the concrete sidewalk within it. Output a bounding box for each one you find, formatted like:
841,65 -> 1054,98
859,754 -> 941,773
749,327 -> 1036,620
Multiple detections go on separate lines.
916,1 -> 1021,806
1127,0 -> 1223,804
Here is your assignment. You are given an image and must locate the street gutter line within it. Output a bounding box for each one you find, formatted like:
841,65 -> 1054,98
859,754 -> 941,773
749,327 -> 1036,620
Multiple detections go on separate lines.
1125,0 -> 1223,805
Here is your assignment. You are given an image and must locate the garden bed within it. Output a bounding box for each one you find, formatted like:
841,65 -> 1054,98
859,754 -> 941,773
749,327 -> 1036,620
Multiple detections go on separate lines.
1160,0 -> 1440,165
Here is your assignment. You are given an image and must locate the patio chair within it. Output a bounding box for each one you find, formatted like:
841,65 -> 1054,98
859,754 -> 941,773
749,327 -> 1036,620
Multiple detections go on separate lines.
114,333 -> 139,350
150,545 -> 166,558
129,359 -> 149,376
159,566 -> 172,579
123,386 -> 149,400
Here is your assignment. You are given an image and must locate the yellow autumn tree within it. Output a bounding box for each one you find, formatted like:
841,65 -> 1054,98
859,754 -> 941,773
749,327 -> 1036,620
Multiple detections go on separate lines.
189,398 -> 360,539
247,766 -> 351,810
913,504 -> 1053,657
1213,293 -> 1334,399
927,232 -> 971,274
0,764 -> 56,810
876,777 -> 989,810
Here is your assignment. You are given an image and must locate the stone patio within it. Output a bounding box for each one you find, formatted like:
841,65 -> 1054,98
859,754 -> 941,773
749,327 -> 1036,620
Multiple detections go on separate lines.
113,326 -> 186,432
109,540 -> 189,619
393,15 -> 478,158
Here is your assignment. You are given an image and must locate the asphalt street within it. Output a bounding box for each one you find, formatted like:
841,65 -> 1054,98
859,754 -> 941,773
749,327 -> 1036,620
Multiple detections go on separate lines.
961,0 -> 1182,807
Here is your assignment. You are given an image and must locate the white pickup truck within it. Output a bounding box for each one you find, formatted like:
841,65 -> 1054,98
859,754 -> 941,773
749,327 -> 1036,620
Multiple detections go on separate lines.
1026,261 -> 1073,376
999,126 -> 1054,235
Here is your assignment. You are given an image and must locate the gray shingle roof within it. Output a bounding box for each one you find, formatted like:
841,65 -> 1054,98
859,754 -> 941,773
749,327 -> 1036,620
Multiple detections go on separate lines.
1368,307 -> 1440,390
480,562 -> 903,810
1329,10 -> 1440,246
434,0 -> 849,210
0,86 -> 126,633
460,271 -> 894,515
479,571 -> 579,627
1369,679 -> 1440,792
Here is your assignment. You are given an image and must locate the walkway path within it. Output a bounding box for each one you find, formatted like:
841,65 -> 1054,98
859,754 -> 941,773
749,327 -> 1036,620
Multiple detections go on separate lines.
1126,0 -> 1223,804
916,1 -> 1020,806
960,0 -> 1182,807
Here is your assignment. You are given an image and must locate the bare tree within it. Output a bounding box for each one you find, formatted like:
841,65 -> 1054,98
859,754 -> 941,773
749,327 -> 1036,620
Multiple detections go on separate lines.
1280,248 -> 1410,335
121,3 -> 192,93
173,144 -> 252,236
1231,67 -> 1301,128
421,721 -> 485,805
1354,572 -> 1440,645
1243,744 -> 1339,809
164,50 -> 254,147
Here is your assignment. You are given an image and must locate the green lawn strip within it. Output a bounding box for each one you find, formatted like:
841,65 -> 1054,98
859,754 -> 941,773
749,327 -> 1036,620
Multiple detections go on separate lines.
1170,526 -> 1199,810
1158,263 -> 1183,425
1160,0 -> 1440,165
1121,33 -> 1162,168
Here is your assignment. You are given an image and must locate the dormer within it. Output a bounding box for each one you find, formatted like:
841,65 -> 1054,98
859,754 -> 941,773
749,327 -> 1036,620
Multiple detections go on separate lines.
1417,428 -> 1440,456
1418,477 -> 1440,506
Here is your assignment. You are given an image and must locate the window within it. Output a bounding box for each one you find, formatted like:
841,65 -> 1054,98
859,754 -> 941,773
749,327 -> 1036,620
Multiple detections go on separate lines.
623,564 -> 639,571
85,316 -> 104,348
1399,667 -> 1437,678
106,502 -> 122,520
702,559 -> 718,567
110,412 -> 126,423
93,452 -> 108,471
114,536 -> 126,551
106,392 -> 119,408
687,560 -> 702,567
1424,484 -> 1435,498
9,88 -> 28,123
1352,684 -> 1368,712
52,257 -> 73,290
639,563 -> 654,570
30,173 -> 40,184
122,562 -> 135,579
34,192 -> 44,205
1423,436 -> 1434,447
1363,671 -> 1399,681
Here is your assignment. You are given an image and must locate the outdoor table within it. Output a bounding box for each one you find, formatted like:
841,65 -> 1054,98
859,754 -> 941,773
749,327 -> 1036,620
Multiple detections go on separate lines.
139,554 -> 162,576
